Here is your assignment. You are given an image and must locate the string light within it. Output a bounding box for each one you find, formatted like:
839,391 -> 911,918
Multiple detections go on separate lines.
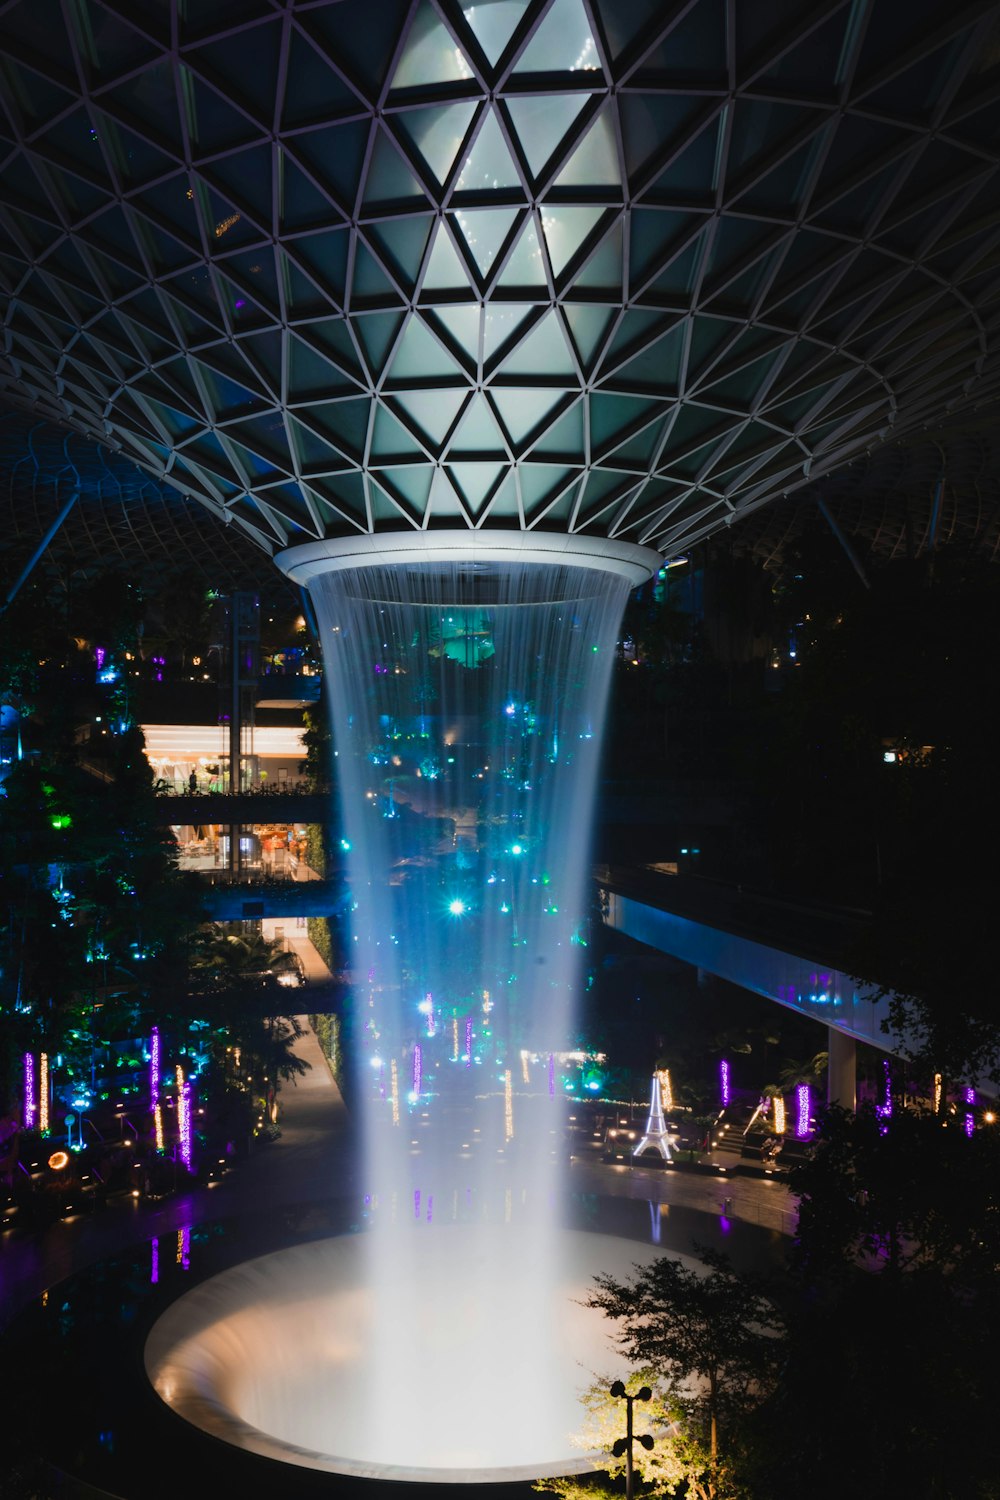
176,1065 -> 192,1170
390,1059 -> 400,1125
548,1052 -> 555,1097
23,1053 -> 36,1130
964,1085 -> 975,1138
720,1059 -> 730,1107
773,1095 -> 786,1134
412,1043 -> 422,1098
39,1053 -> 49,1134
154,1103 -> 164,1152
796,1083 -> 810,1139
933,1071 -> 942,1114
659,1069 -> 673,1111
520,1049 -> 530,1085
877,1060 -> 892,1133
452,1017 -> 459,1062
150,1026 -> 161,1107
504,1070 -> 513,1140
465,1017 -> 473,1067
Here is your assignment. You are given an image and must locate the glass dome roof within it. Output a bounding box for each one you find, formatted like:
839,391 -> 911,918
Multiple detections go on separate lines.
1,0 -> 998,561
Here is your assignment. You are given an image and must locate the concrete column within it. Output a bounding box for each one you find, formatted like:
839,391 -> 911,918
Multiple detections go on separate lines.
827,1026 -> 856,1111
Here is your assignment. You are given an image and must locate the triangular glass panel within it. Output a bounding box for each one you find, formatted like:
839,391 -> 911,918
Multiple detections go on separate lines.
688,317 -> 738,381
491,387 -> 565,443
520,464 -> 573,517
553,109 -> 621,189
422,223 -> 475,291
482,303 -> 535,363
280,29 -> 360,130
225,437 -> 284,484
362,129 -> 430,207
363,218 -> 436,295
603,308 -> 673,369
498,309 -> 576,377
571,220 -> 623,292
378,464 -> 434,511
589,392 -> 655,450
461,1 -> 531,65
309,471 -> 367,524
307,398 -> 371,459
562,304 -> 615,367
541,205 -> 605,277
304,0 -> 412,100
386,316 -> 467,382
352,239 -> 400,300
428,468 -> 469,520
394,102 -> 477,188
452,207 -> 519,278
372,403 -> 428,458
288,228 -> 350,305
505,94 -> 592,178
607,422 -> 664,467
454,108 -> 522,192
514,0 -> 602,75
496,219 -> 547,287
390,3 -> 473,90
447,393 -> 506,452
370,481 -> 411,524
394,388 -> 467,445
645,121 -> 721,204
628,209 -> 701,288
487,471 -> 520,518
529,400 -> 584,455
309,317 -> 365,379
608,327 -> 685,391
288,414 -> 344,469
353,311 -> 404,378
618,93 -> 708,183
432,304 -> 481,364
280,155 -> 341,234
291,121 -> 371,213
645,237 -> 702,300
448,462 -> 502,511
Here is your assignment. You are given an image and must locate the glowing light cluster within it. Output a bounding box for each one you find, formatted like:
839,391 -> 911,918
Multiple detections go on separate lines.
773,1095 -> 786,1134
150,1025 -> 161,1106
719,1059 -> 731,1108
465,1018 -> 473,1067
452,1017 -> 459,1062
520,1050 -> 530,1085
154,1104 -> 165,1152
548,1052 -> 555,1097
795,1083 -> 811,1139
412,1044 -> 422,1098
39,1053 -> 49,1134
877,1059 -> 893,1133
658,1068 -> 673,1111
22,1053 -> 36,1130
504,1070 -> 514,1140
964,1086 -> 975,1138
176,1065 -> 192,1170
390,1059 -> 400,1125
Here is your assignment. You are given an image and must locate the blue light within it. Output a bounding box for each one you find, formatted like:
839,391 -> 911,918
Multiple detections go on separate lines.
340,838 -> 351,851
449,899 -> 467,916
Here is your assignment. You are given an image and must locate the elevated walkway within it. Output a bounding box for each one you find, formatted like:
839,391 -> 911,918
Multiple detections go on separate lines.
597,863 -> 891,1051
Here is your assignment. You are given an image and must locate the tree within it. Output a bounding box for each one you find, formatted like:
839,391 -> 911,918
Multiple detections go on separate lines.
534,1369 -> 718,1499
584,1249 -> 783,1496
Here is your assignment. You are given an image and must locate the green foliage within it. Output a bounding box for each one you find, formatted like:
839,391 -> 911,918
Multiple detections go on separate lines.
586,1248 -> 782,1484
310,1012 -> 341,1085
306,915 -> 334,971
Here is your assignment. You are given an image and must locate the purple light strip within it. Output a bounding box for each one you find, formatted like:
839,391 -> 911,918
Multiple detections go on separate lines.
150,1026 -> 160,1108
23,1053 -> 36,1130
413,1043 -> 422,1096
964,1084 -> 975,1138
465,1018 -> 473,1068
720,1058 -> 731,1107
795,1082 -> 810,1139
548,1052 -> 555,1097
151,1237 -> 159,1285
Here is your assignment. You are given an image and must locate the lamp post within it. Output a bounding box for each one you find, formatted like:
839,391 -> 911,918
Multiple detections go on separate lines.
610,1380 -> 654,1500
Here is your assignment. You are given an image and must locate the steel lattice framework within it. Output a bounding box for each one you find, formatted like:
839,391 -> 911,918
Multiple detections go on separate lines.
1,0 -> 1000,563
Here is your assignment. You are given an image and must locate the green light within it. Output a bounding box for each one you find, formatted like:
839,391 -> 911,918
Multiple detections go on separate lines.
50,813 -> 72,829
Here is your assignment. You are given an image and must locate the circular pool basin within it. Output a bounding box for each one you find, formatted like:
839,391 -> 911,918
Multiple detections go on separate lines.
146,1226 -> 696,1484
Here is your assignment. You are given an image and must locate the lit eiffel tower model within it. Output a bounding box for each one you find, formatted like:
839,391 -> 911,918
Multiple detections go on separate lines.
634,1072 -> 673,1163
